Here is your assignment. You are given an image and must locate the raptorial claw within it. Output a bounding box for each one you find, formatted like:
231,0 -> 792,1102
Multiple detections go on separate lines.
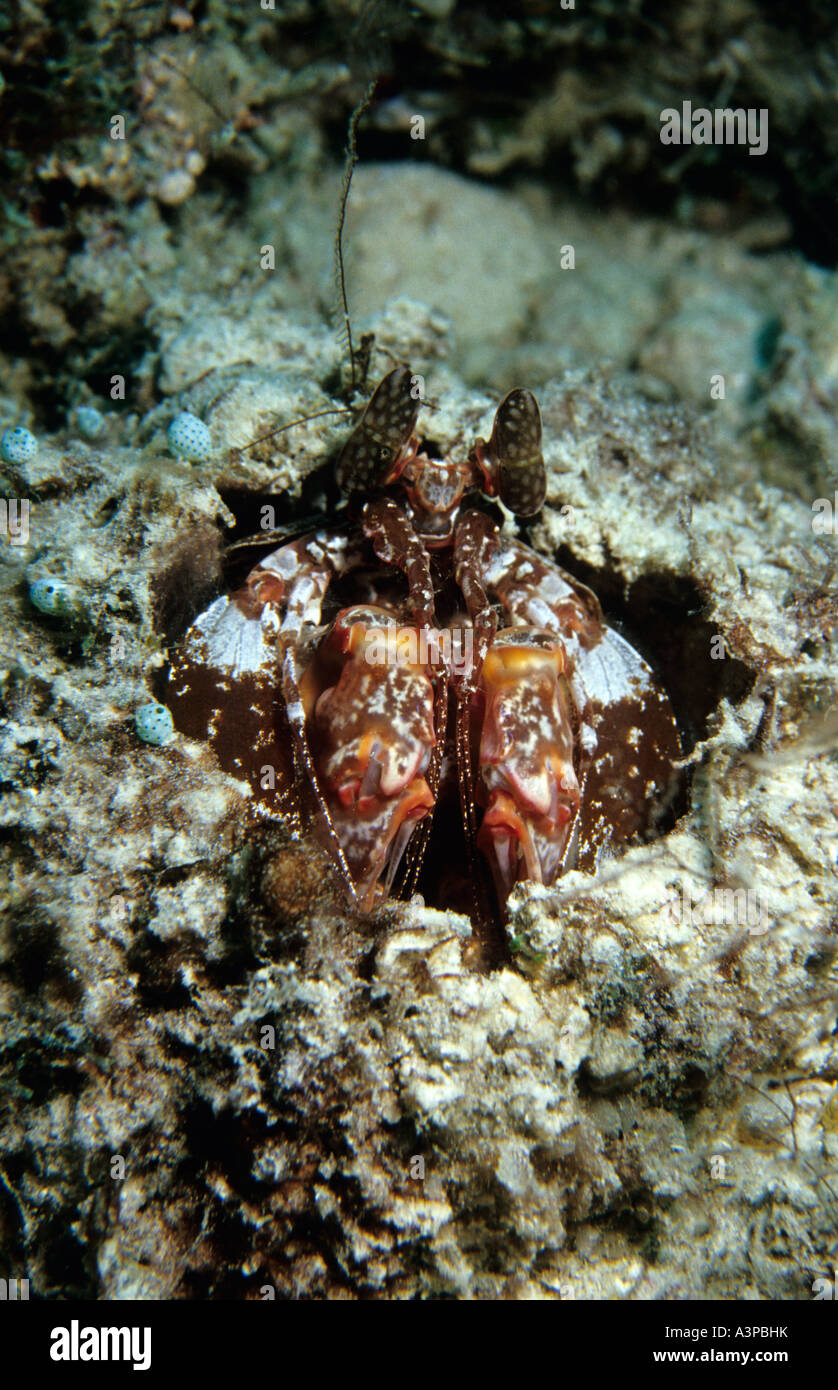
308,606 -> 438,908
474,628 -> 581,900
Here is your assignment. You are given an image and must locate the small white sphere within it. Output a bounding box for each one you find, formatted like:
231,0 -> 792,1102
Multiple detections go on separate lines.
167,411 -> 212,462
1,426 -> 38,465
134,702 -> 175,746
73,405 -> 106,439
28,576 -> 77,617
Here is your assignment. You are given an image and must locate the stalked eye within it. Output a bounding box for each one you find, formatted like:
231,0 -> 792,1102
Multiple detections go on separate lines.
335,366 -> 420,494
490,388 -> 546,517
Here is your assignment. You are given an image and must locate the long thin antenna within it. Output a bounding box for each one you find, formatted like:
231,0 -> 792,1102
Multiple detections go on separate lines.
335,78 -> 377,395
235,406 -> 352,454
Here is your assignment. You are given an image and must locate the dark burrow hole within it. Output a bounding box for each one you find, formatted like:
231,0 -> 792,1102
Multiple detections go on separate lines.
552,547 -> 756,755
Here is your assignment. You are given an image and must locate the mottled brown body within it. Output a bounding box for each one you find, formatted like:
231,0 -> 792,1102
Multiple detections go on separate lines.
167,369 -> 680,920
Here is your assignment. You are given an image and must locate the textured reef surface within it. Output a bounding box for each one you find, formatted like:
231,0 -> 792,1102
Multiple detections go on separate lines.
0,1 -> 836,1300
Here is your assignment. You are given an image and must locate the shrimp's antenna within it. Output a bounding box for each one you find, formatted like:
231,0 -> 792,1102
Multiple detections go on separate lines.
335,78 -> 377,395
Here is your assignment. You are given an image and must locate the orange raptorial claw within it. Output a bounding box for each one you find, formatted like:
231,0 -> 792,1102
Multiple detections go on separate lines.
336,775 -> 436,912
378,776 -> 436,893
475,628 -> 581,898
478,791 -> 537,890
307,606 -> 438,905
478,790 -> 574,900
